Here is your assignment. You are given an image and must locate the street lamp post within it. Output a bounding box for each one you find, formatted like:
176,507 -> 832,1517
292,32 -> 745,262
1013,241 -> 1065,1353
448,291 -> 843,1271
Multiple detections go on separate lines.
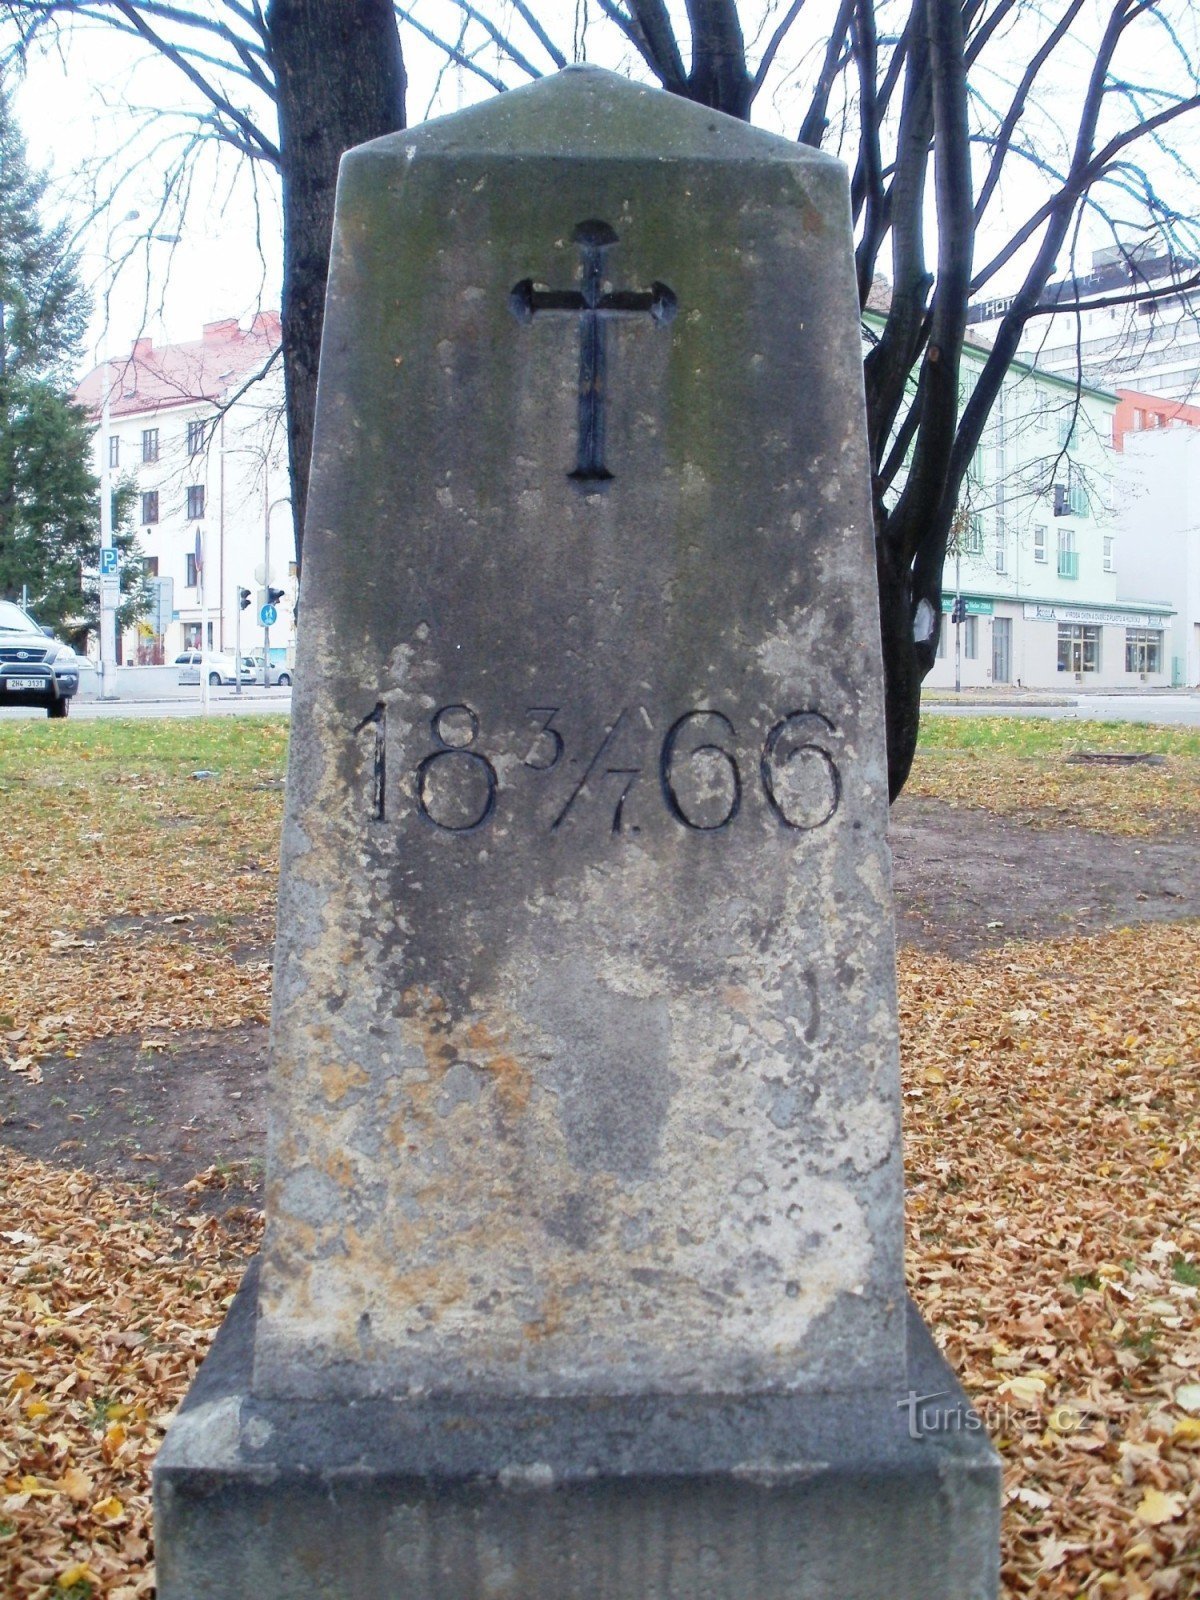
98,367 -> 117,699
263,495 -> 292,687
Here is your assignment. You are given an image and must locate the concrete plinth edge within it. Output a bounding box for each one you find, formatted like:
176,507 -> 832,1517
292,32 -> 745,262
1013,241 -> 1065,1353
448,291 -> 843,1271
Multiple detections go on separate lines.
154,1260 -> 1000,1599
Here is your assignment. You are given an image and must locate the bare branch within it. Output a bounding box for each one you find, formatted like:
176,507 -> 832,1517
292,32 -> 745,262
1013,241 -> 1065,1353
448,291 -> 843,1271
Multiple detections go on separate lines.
506,0 -> 566,70
625,0 -> 688,92
896,0 -> 974,578
852,0 -> 884,306
796,0 -> 853,146
751,0 -> 807,98
442,0 -> 544,80
105,0 -> 279,163
393,5 -> 508,93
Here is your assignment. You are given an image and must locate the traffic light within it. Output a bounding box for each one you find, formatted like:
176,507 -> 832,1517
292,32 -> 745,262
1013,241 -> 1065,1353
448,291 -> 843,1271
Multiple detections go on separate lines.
266,587 -> 285,606
951,596 -> 967,625
238,587 -> 252,611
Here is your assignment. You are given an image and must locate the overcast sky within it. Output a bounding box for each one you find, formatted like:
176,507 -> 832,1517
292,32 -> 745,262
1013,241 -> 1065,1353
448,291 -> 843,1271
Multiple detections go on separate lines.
9,0 -> 1199,375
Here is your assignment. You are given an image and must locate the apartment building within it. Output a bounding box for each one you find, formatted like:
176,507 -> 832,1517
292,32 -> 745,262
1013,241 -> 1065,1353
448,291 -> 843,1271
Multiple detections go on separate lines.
878,325 -> 1176,689
75,315 -> 295,664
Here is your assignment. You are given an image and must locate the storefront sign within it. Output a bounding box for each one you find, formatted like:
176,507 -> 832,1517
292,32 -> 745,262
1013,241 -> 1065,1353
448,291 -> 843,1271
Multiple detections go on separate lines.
1023,603 -> 1169,629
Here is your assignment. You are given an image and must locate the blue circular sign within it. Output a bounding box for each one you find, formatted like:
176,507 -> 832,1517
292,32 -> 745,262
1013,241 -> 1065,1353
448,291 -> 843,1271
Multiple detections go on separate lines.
259,603 -> 278,626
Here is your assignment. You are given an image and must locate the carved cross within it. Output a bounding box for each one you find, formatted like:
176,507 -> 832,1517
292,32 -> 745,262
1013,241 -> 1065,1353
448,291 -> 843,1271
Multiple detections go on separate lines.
510,220 -> 677,482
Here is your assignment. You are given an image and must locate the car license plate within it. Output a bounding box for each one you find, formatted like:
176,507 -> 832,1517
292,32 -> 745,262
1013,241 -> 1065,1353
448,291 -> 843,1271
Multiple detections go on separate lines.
7,677 -> 46,691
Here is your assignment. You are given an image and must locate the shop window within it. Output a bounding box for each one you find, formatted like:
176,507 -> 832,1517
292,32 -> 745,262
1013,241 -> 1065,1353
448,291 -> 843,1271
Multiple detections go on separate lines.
1058,624 -> 1100,673
1125,629 -> 1162,674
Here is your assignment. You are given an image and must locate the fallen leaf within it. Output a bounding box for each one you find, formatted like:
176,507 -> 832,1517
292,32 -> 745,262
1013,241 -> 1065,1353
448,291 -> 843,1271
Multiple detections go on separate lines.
1135,1488 -> 1186,1526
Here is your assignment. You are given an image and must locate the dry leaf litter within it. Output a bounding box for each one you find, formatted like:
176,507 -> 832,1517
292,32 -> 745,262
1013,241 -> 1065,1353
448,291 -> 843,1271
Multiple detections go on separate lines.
1,718 -> 1197,1597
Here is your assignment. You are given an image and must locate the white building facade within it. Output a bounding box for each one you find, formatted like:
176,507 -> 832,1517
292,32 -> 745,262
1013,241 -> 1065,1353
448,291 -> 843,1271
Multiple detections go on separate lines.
1117,424 -> 1200,688
76,315 -> 296,667
912,337 -> 1175,690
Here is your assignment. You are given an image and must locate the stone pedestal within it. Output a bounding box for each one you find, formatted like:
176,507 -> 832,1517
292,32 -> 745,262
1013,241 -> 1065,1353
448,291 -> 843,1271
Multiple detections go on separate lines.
155,64 -> 1000,1596
157,1264 -> 999,1600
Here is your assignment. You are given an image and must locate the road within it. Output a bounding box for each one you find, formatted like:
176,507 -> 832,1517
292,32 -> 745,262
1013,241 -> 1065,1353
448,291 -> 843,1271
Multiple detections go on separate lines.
923,693 -> 1200,727
0,688 -> 292,719
4,690 -> 1198,726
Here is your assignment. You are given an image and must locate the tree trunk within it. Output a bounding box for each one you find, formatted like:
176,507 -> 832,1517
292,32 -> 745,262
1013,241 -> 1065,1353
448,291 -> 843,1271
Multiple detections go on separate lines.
267,0 -> 406,565
876,524 -> 928,801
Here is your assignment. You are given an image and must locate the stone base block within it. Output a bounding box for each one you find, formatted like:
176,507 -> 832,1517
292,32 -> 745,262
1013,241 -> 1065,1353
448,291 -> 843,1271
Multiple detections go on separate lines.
155,1261 -> 999,1599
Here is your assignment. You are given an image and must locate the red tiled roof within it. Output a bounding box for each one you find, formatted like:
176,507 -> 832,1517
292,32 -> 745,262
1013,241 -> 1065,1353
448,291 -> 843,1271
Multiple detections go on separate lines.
74,312 -> 281,419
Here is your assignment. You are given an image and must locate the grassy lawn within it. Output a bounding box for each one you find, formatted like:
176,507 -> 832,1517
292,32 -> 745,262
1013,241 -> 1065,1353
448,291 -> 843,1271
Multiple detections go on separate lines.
1,714 -> 1198,1598
909,716 -> 1200,835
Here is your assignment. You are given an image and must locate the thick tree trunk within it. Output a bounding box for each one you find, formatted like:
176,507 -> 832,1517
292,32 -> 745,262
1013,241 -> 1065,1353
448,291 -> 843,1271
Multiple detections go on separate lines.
267,0 -> 406,565
876,526 -> 929,801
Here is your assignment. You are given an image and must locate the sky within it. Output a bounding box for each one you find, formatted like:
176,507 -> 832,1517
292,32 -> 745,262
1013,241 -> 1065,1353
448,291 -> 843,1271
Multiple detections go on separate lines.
7,0 -> 1200,376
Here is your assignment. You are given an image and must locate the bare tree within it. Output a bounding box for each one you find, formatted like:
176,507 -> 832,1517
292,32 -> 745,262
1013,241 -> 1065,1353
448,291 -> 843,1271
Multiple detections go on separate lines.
3,0 -> 1199,795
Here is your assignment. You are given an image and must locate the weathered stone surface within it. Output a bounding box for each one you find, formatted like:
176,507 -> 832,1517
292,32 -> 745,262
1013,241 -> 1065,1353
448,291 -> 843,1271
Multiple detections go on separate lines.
254,64 -> 905,1401
156,1263 -> 1002,1600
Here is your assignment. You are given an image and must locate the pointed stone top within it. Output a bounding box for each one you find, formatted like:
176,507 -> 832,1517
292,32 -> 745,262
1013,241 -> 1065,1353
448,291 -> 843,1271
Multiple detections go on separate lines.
355,64 -> 836,167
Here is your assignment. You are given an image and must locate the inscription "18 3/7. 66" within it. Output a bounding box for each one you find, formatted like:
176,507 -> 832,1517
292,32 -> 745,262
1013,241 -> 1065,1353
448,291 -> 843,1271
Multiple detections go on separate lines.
356,702 -> 843,837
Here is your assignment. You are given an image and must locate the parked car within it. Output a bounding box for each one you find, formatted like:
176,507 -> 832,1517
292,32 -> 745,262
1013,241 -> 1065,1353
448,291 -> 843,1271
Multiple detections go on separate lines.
0,600 -> 81,718
175,650 -> 257,687
248,652 -> 293,687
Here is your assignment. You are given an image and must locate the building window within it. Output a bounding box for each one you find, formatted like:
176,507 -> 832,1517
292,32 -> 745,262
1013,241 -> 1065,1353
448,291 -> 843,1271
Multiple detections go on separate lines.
187,419 -> 207,456
186,485 -> 206,519
142,428 -> 159,463
1056,411 -> 1074,449
1125,629 -> 1162,674
183,623 -> 201,649
186,553 -> 198,588
1103,536 -> 1115,573
108,435 -> 120,468
994,533 -> 1007,575
1033,525 -> 1047,563
1058,624 -> 1100,673
143,556 -> 159,577
1054,476 -> 1089,518
964,514 -> 984,555
141,490 -> 159,525
1057,528 -> 1078,579
964,616 -> 978,660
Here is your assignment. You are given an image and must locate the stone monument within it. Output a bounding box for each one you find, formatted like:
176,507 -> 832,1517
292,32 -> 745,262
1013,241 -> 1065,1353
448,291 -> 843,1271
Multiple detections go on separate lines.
155,65 -> 1000,1598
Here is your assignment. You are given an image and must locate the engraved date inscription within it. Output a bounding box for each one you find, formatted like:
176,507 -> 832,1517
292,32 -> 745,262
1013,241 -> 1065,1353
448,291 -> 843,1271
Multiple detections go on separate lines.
357,702 -> 843,836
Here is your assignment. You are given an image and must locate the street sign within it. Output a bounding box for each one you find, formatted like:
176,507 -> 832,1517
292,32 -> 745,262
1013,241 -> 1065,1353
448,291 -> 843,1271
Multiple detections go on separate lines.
99,547 -> 119,576
259,603 -> 278,627
150,576 -> 175,636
